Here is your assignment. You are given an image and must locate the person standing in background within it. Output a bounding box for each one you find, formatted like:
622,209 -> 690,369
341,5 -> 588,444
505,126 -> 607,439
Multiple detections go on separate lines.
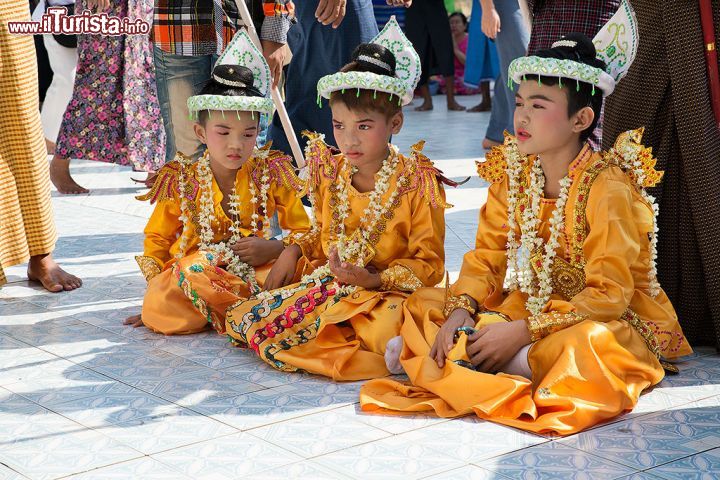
1,0 -> 82,291
479,0 -> 529,149
50,0 -> 166,194
32,0 -> 78,156
152,0 -> 295,163
405,0 -> 466,111
267,0 -> 380,153
602,0 -> 720,350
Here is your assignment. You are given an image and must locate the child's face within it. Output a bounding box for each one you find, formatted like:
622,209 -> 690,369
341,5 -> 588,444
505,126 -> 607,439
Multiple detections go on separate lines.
330,101 -> 403,169
194,110 -> 259,170
513,80 -> 593,156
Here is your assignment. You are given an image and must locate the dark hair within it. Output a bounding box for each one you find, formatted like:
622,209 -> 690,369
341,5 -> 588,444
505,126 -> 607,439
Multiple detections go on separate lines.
527,33 -> 606,142
449,12 -> 468,26
329,43 -> 402,119
197,64 -> 263,124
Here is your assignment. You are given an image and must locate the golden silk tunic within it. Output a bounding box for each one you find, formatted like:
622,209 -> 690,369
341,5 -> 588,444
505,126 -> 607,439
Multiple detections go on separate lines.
360,138 -> 691,436
136,150 -> 310,335
223,139 -> 447,381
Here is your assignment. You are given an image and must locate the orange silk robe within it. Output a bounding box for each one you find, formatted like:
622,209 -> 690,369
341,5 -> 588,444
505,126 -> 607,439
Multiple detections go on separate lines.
360,137 -> 691,436
136,149 -> 310,335
222,139 -> 447,381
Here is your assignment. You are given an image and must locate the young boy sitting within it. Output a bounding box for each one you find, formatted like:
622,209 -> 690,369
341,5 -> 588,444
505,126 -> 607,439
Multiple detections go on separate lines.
125,32 -> 309,335
361,27 -> 691,435
221,18 -> 455,381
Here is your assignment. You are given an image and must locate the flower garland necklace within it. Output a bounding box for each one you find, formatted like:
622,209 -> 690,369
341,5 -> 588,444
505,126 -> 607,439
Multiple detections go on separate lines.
334,145 -> 404,266
613,144 -> 661,298
506,150 -> 573,316
247,148 -> 273,240
257,146 -> 405,301
175,149 -> 273,294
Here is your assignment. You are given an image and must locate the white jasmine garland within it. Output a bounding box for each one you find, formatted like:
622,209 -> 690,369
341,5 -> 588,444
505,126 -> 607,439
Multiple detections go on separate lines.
612,142 -> 662,298
518,160 -> 545,294
177,149 -> 276,294
278,146 -> 404,300
504,152 -> 573,317
525,175 -> 572,316
504,140 -> 524,290
335,146 -> 401,267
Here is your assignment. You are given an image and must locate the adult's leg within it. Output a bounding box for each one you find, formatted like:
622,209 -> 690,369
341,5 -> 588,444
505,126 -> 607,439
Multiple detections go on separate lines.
0,0 -> 81,291
483,0 -> 528,145
268,0 -> 378,153
40,34 -> 77,152
154,50 -> 215,160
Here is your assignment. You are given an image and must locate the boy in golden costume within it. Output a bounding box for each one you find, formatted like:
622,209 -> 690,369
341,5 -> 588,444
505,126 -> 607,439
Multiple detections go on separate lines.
361,3 -> 691,436
125,32 -> 309,335
219,18 -> 453,381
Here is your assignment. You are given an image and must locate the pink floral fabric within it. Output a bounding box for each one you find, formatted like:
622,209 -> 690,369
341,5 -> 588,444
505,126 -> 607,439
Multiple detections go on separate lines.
55,0 -> 165,172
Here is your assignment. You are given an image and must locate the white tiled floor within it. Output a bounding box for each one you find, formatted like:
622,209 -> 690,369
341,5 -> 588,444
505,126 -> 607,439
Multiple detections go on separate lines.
1,96 -> 719,479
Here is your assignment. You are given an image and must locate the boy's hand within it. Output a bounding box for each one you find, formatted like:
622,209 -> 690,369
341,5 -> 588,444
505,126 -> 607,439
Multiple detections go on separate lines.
263,244 -> 302,291
230,237 -> 284,267
122,313 -> 144,328
328,246 -> 381,290
429,308 -> 475,368
466,320 -> 531,373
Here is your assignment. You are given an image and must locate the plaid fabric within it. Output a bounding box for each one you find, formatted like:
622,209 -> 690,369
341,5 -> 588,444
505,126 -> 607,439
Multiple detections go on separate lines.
526,0 -> 620,54
153,0 -> 295,56
0,0 -> 58,285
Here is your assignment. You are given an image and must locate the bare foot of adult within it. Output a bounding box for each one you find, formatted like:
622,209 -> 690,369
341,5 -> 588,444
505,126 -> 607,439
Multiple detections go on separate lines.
27,253 -> 82,292
50,156 -> 89,194
123,314 -> 144,328
482,138 -> 502,150
468,102 -> 491,112
447,100 -> 467,111
414,101 -> 433,111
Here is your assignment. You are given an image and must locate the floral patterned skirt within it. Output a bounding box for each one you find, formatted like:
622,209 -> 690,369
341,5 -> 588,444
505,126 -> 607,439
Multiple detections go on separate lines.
55,0 -> 164,172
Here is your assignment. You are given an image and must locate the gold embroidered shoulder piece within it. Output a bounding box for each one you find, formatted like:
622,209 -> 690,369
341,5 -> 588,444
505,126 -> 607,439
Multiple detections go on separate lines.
475,133 -> 513,184
251,143 -> 304,194
135,152 -> 199,204
604,127 -> 664,188
399,140 -> 453,208
300,130 -> 341,196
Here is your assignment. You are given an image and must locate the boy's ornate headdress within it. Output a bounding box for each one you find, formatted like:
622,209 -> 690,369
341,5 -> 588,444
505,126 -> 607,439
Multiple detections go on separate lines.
187,30 -> 274,119
508,0 -> 638,96
316,16 -> 421,106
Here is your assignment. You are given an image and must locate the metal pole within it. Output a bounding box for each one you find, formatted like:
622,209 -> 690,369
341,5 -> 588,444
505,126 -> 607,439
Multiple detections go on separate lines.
233,0 -> 306,167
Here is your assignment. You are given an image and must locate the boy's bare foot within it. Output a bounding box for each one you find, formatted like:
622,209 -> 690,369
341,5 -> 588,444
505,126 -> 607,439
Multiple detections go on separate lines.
50,156 -> 89,195
123,314 -> 144,328
27,253 -> 82,292
468,102 -> 491,112
482,138 -> 502,150
384,335 -> 405,375
447,100 -> 467,111
414,101 -> 433,111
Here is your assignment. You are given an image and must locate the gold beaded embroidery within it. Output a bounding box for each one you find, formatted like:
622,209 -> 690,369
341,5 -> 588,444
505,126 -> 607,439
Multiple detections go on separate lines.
531,251 -> 586,301
379,265 -> 424,292
443,294 -> 477,318
570,158 -> 609,268
526,311 -> 588,342
135,255 -> 162,282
